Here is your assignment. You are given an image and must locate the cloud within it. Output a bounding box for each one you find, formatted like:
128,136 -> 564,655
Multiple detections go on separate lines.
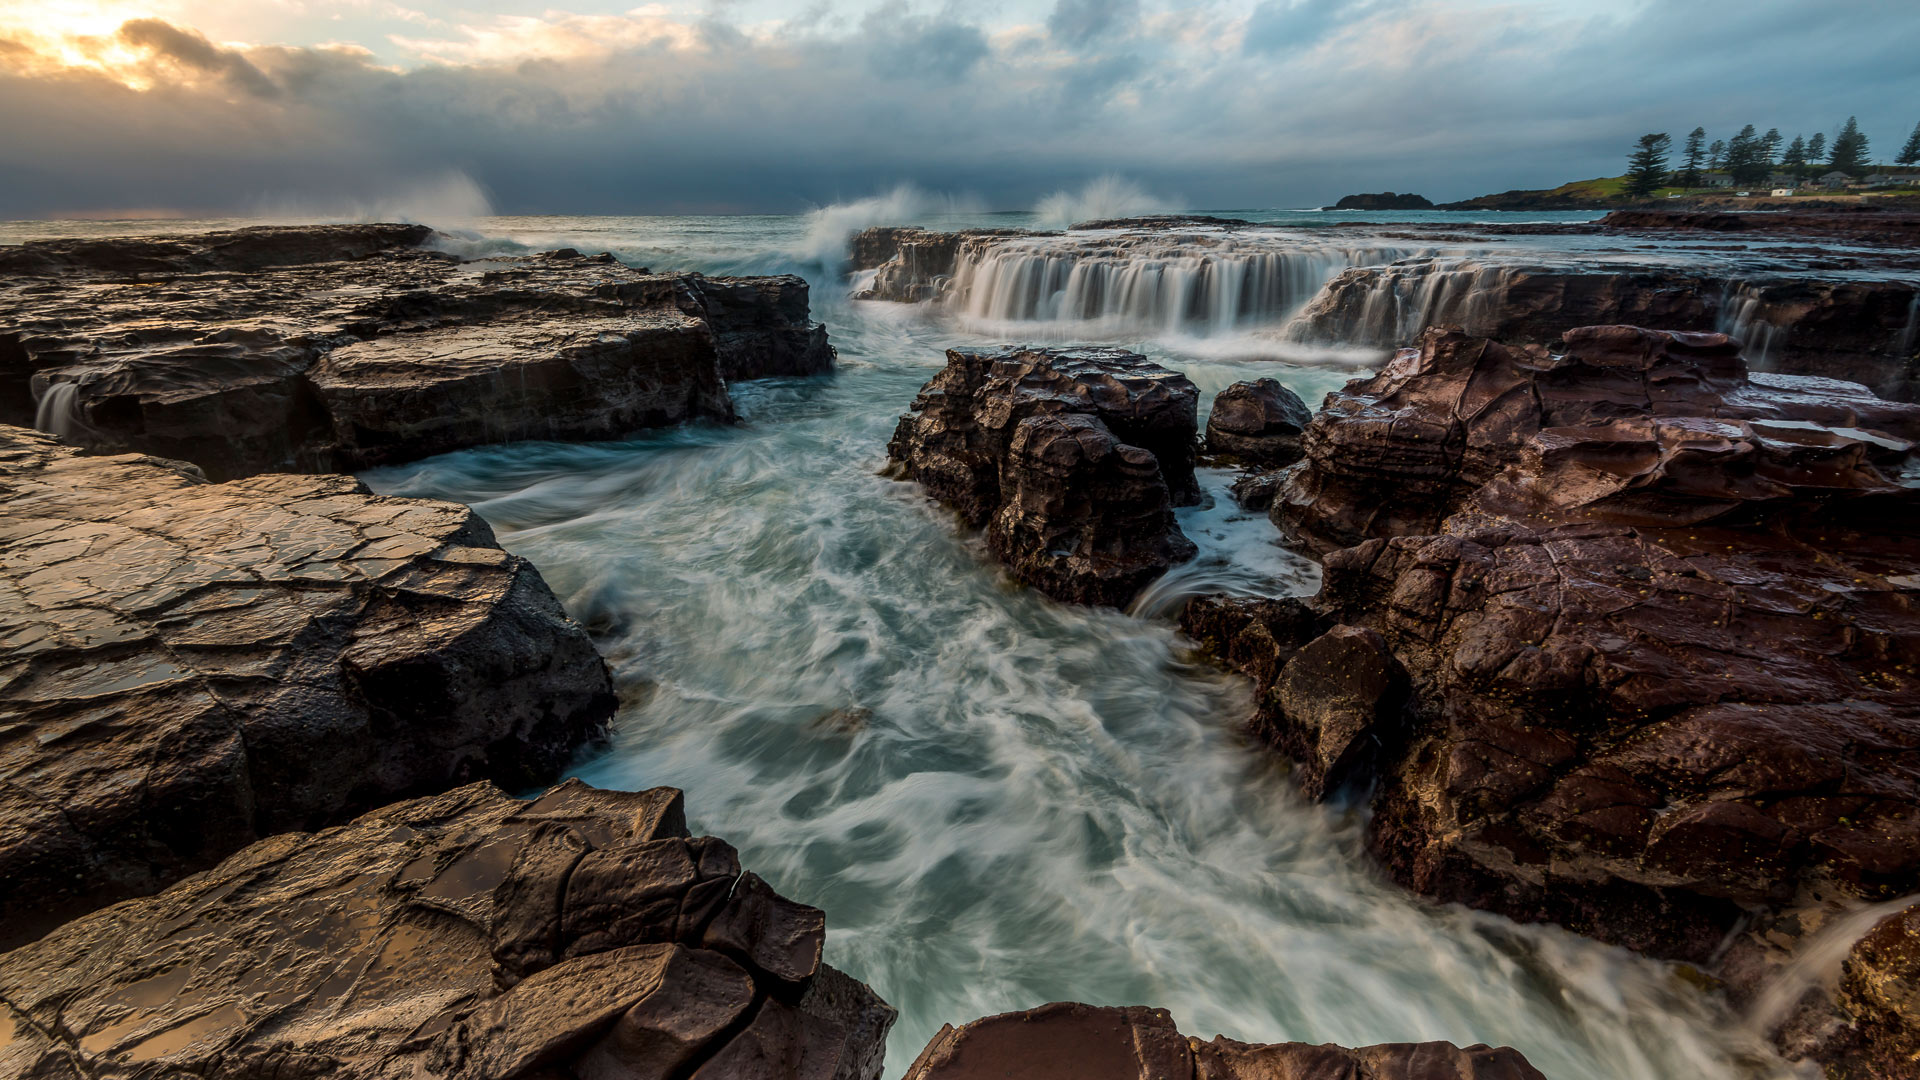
0,1 -> 1915,218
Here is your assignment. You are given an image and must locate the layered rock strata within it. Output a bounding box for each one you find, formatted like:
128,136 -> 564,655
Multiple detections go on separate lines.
0,426 -> 616,946
1199,326 -> 1920,965
849,228 -> 1041,303
902,1002 -> 1543,1080
2,224 -> 834,480
0,779 -> 896,1080
1285,263 -> 1920,401
886,346 -> 1201,607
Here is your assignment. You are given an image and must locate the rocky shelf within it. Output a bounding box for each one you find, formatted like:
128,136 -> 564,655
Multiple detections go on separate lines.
1185,323 -> 1920,1075
0,425 -> 616,946
1,224 -> 834,481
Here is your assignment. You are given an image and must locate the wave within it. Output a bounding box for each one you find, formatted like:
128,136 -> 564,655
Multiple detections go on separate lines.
248,171 -> 495,227
1033,176 -> 1181,229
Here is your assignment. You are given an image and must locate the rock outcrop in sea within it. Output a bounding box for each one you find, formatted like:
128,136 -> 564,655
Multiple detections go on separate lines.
902,1003 -> 1543,1080
0,779 -> 897,1080
2,224 -> 834,480
0,426 -> 616,946
1188,323 -> 1920,1069
886,346 -> 1200,608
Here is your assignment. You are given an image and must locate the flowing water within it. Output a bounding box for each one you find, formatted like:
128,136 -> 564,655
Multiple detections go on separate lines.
4,208 -> 1831,1078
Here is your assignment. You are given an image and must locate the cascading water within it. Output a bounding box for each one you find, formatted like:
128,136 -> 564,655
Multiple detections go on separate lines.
32,381 -> 80,439
11,209 -> 1830,1080
941,234 -> 1433,338
1281,258 -> 1530,346
1898,293 -> 1920,357
1716,283 -> 1785,369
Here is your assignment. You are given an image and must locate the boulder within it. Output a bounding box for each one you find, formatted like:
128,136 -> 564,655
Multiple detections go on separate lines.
1833,903 -> 1920,1079
1,225 -> 834,480
0,426 -> 616,946
901,1002 -> 1543,1080
1202,379 -> 1311,468
0,779 -> 895,1080
887,346 -> 1201,607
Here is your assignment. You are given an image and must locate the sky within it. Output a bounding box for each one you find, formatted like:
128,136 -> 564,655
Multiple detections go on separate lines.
1,0 -> 1917,218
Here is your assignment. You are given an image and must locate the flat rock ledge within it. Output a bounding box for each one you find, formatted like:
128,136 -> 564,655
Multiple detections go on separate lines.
902,1002 -> 1543,1080
886,346 -> 1200,608
0,426 -> 616,946
0,779 -> 896,1080
1185,325 -> 1920,1074
2,224 -> 834,481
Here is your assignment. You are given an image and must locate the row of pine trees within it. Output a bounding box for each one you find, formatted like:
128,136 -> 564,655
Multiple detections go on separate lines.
1624,118 -> 1920,197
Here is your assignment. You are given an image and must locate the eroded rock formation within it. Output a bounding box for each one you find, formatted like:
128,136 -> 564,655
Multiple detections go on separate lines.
886,346 -> 1200,607
0,779 -> 895,1080
0,426 -> 616,946
1202,378 -> 1311,468
1199,326 -> 1920,966
2,225 -> 834,480
902,1002 -> 1543,1080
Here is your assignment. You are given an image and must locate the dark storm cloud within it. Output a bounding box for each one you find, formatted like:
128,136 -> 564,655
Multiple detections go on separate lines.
0,0 -> 1916,217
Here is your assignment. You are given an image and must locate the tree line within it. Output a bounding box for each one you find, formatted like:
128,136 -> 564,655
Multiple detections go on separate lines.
1624,118 -> 1920,197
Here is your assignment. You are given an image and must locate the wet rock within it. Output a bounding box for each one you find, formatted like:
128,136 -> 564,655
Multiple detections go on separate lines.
1287,263 -> 1920,401
0,779 -> 895,1080
1203,378 -> 1311,468
900,1002 -> 1544,1080
0,426 -> 616,946
1266,626 -> 1408,801
850,228 -> 1041,303
1273,324 -> 1920,555
2,224 -> 834,479
1832,903 -> 1920,1079
887,346 -> 1201,607
1263,326 -> 1920,962
1179,594 -> 1321,694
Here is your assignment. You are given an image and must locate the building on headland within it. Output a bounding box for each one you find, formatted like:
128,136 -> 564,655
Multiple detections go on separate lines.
1699,172 -> 1735,188
1864,172 -> 1920,188
1767,172 -> 1801,189
1820,170 -> 1853,190
1770,188 -> 1795,197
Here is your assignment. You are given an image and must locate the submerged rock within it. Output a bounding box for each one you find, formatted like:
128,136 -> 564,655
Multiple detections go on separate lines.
1217,326 -> 1920,959
1202,378 -> 1311,468
0,779 -> 895,1080
886,346 -> 1200,607
902,1002 -> 1544,1080
0,426 -> 616,946
1,224 -> 833,480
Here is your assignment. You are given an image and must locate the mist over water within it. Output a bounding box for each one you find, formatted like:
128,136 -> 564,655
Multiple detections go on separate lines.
341,208 -> 1814,1079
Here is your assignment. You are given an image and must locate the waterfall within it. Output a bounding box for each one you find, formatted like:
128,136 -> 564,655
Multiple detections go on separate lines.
1898,293 -> 1920,356
1714,283 -> 1785,369
938,234 -> 1431,337
1281,259 -> 1529,347
33,381 -> 82,439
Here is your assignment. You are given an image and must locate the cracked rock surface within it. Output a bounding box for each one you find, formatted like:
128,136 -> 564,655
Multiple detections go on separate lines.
0,426 -> 616,946
901,1002 -> 1543,1080
2,224 -> 833,480
0,779 -> 895,1080
886,346 -> 1199,608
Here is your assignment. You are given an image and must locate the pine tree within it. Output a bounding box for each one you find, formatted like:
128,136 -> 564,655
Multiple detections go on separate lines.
1679,127 -> 1707,187
1808,131 -> 1827,167
1829,116 -> 1871,177
1898,122 -> 1920,167
1708,139 -> 1728,171
1726,124 -> 1767,185
1625,132 -> 1672,197
1761,128 -> 1783,172
1782,135 -> 1808,178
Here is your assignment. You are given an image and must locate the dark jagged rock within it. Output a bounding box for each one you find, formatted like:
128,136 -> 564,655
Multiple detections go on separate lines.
886,346 -> 1200,607
1831,903 -> 1920,1079
849,228 -> 1040,303
1272,324 -> 1920,555
1285,262 -> 1920,401
1068,215 -> 1258,230
1600,208 -> 1920,246
1203,378 -> 1311,467
2,225 -> 833,480
0,426 -> 616,946
1329,192 -> 1434,210
902,1002 -> 1544,1080
0,779 -> 895,1080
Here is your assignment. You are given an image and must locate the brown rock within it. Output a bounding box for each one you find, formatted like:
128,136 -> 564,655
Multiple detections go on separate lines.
1267,626 -> 1408,801
887,346 -> 1201,607
0,780 -> 894,1080
0,427 -> 616,946
1204,379 -> 1312,467
2,225 -> 832,479
1833,903 -> 1920,1080
900,1002 -> 1543,1080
